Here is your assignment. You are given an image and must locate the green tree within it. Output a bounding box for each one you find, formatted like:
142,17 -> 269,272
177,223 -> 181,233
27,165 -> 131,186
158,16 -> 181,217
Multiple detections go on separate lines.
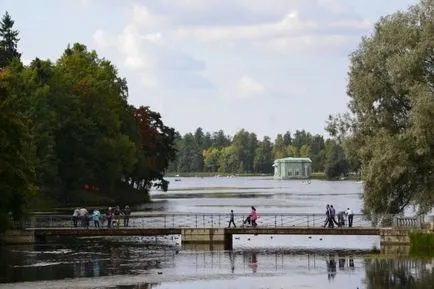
254,136 -> 273,173
341,0 -> 434,213
283,131 -> 292,146
299,144 -> 310,158
211,130 -> 231,148
272,134 -> 287,159
292,130 -> 312,149
218,146 -> 237,174
129,106 -> 176,192
51,43 -> 137,199
310,134 -> 326,171
203,147 -> 221,172
0,68 -> 35,232
324,141 -> 348,179
0,12 -> 21,68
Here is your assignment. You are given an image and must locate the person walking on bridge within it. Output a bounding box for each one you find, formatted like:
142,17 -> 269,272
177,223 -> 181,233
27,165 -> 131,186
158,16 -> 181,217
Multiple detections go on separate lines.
345,208 -> 354,227
330,205 -> 339,226
228,210 -> 236,228
92,209 -> 101,228
72,208 -> 79,227
323,204 -> 332,228
123,205 -> 131,227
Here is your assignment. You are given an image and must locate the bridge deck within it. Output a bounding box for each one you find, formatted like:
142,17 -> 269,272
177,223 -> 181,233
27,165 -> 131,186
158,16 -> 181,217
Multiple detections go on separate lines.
32,227 -> 381,237
33,228 -> 182,237
226,227 -> 381,235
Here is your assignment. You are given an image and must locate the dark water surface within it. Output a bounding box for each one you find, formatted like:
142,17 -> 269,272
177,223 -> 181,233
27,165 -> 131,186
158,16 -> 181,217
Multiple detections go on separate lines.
1,177 -> 433,288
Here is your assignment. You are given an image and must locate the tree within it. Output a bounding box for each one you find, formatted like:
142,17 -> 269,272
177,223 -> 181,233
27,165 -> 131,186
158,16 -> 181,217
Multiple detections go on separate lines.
283,131 -> 292,146
203,147 -> 222,172
0,12 -> 21,68
0,68 -> 35,232
310,135 -> 326,171
254,136 -> 273,173
272,134 -> 287,159
341,0 -> 434,213
292,130 -> 312,149
129,106 -> 176,191
324,141 -> 348,179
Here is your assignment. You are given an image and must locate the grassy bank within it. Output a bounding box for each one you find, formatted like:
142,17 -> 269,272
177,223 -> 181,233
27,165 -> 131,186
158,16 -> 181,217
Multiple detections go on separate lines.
409,231 -> 434,256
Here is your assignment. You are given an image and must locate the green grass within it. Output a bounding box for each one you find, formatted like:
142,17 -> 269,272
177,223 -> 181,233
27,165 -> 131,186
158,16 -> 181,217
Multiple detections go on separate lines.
311,172 -> 328,179
409,231 -> 434,257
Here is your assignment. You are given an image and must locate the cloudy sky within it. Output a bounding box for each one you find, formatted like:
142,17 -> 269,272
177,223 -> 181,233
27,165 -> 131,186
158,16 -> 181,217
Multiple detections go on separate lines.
1,0 -> 417,138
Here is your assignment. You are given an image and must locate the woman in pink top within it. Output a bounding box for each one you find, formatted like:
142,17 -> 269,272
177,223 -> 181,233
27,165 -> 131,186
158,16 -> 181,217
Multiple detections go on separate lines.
250,206 -> 257,227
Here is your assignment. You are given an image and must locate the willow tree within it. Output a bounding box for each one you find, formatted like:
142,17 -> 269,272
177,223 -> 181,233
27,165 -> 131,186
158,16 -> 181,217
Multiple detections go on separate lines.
344,0 -> 434,214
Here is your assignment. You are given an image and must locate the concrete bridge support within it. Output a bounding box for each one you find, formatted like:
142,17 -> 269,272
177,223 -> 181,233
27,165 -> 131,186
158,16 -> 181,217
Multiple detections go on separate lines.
380,228 -> 411,246
0,230 -> 35,244
181,228 -> 225,245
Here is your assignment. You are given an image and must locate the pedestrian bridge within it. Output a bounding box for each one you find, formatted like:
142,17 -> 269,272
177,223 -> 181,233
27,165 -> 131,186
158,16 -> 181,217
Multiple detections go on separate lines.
6,212 -> 425,250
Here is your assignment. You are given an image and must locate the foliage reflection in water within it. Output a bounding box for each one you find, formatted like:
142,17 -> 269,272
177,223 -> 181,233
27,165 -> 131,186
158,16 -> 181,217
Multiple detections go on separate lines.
0,237 -> 433,289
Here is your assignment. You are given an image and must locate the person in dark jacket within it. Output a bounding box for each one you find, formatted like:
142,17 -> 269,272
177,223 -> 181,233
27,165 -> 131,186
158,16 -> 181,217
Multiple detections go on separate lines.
228,210 -> 236,228
337,211 -> 346,227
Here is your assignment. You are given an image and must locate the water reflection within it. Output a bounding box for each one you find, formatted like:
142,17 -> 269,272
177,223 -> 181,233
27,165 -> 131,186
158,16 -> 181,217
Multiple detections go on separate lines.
1,241 -> 434,289
364,258 -> 434,289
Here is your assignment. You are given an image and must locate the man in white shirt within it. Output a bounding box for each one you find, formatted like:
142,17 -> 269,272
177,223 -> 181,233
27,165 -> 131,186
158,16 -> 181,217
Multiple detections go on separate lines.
345,208 -> 354,227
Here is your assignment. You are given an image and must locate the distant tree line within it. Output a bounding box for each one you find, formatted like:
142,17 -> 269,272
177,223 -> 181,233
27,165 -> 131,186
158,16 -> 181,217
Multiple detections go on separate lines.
167,128 -> 358,178
0,12 -> 176,231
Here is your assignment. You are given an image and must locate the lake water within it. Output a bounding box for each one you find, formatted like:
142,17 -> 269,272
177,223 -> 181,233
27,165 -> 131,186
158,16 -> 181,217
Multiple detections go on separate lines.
0,177 -> 433,289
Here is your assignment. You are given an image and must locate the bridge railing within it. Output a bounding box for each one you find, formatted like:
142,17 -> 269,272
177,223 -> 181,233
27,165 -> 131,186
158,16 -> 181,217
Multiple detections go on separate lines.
393,215 -> 425,229
14,212 -> 397,229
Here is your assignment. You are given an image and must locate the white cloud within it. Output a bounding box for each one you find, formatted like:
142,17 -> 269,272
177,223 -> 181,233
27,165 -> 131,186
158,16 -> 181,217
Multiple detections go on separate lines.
130,3 -> 167,27
237,76 -> 265,98
79,0 -> 90,8
93,24 -> 157,70
143,32 -> 163,43
93,3 -> 211,90
175,11 -> 315,42
173,2 -> 372,53
254,34 -> 358,54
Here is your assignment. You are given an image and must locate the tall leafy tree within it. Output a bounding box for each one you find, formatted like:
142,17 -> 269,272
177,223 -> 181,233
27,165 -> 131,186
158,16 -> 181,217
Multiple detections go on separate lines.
341,0 -> 434,213
254,136 -> 273,173
283,131 -> 292,146
324,141 -> 348,179
0,12 -> 21,68
0,68 -> 35,232
272,134 -> 287,159
129,106 -> 176,191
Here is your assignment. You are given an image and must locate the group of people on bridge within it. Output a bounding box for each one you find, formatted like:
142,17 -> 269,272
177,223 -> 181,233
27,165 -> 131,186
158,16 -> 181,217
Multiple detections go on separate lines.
228,206 -> 257,228
72,205 -> 131,229
227,205 -> 354,228
323,205 -> 354,228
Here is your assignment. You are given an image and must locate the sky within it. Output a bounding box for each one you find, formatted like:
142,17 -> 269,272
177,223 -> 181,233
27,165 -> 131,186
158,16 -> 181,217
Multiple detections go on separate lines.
0,0 -> 418,139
